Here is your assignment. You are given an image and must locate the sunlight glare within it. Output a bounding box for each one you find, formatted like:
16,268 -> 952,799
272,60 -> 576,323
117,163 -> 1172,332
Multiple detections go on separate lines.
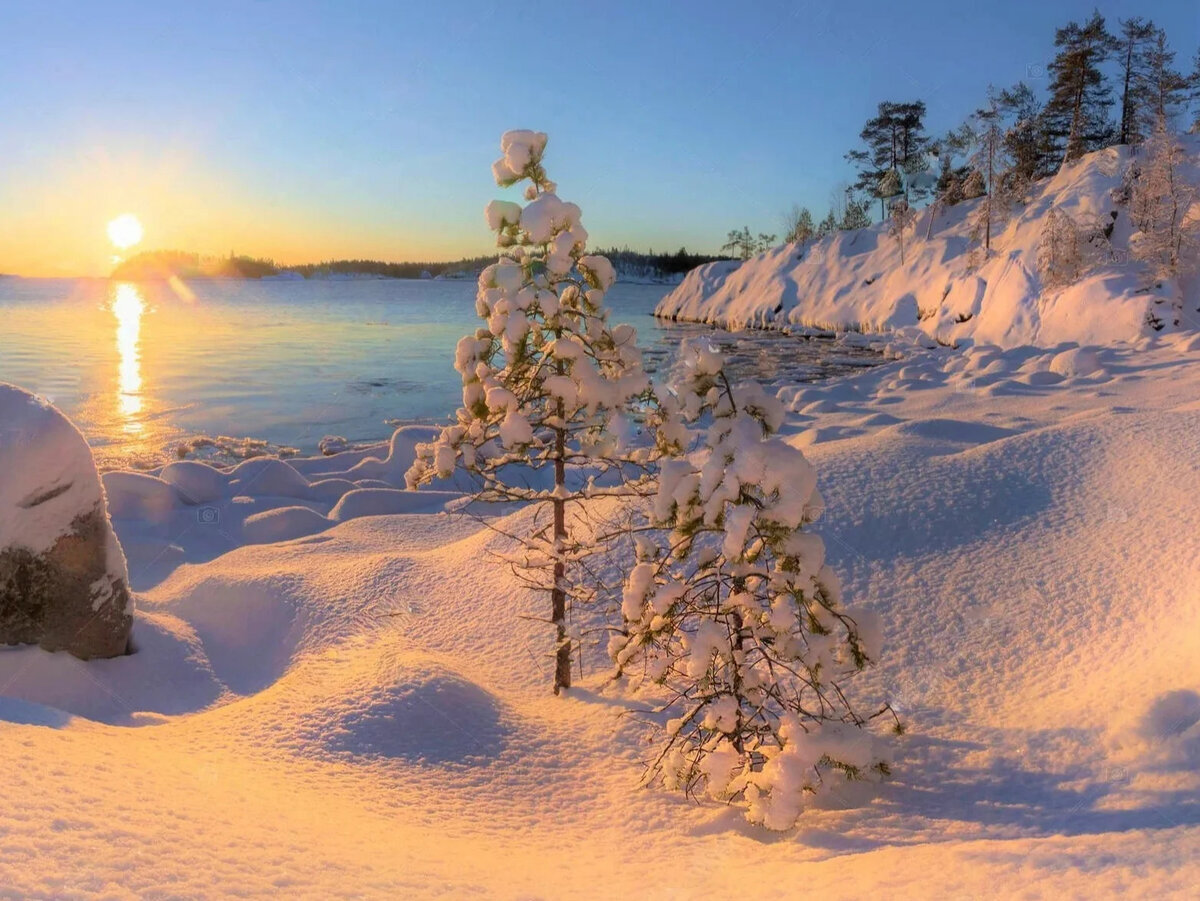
107,214 -> 144,250
112,283 -> 145,428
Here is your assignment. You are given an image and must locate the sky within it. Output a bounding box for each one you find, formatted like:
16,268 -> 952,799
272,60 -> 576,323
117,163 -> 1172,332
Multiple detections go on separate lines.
1,0 -> 1196,276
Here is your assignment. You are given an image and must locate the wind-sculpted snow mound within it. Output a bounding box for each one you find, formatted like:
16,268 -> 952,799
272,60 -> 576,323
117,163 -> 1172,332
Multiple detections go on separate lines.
295,654 -> 511,764
658,140 -> 1200,348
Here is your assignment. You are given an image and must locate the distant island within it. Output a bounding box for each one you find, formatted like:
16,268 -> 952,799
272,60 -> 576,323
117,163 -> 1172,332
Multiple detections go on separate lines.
109,247 -> 731,283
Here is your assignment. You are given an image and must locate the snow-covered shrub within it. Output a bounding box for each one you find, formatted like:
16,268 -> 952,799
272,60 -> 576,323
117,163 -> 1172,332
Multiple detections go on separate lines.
1129,117 -> 1199,279
960,170 -> 986,200
610,344 -> 895,830
407,130 -> 666,694
1038,208 -> 1083,288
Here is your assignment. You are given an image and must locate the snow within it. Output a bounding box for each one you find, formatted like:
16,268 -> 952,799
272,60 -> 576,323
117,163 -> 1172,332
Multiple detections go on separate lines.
160,460 -> 227,505
2,327 -> 1199,895
657,139 -> 1200,348
0,385 -> 105,554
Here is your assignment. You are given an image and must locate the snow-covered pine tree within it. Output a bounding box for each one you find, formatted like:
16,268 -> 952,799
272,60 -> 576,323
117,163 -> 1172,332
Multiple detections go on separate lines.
960,170 -> 986,200
846,100 -> 930,219
610,344 -> 895,830
406,129 -> 663,695
1129,115 -> 1199,279
965,88 -> 1012,255
925,128 -> 972,239
876,169 -> 902,209
1037,207 -> 1082,288
888,198 -> 917,265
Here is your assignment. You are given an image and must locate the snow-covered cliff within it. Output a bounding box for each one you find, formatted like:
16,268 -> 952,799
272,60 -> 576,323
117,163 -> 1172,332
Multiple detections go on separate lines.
658,138 -> 1200,348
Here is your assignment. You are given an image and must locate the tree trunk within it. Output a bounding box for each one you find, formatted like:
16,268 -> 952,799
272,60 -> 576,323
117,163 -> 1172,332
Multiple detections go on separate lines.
552,415 -> 571,695
1120,40 -> 1133,144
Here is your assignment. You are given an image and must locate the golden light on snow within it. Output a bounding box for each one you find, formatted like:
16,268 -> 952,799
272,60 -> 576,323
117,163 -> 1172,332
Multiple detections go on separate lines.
112,283 -> 145,429
107,213 -> 144,250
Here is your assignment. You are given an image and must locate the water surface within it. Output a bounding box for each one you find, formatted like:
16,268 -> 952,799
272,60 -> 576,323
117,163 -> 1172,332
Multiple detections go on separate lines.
0,276 -> 879,470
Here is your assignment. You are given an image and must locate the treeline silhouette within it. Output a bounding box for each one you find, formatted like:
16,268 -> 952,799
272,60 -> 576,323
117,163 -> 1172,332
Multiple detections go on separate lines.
111,251 -> 279,280
111,247 -> 730,281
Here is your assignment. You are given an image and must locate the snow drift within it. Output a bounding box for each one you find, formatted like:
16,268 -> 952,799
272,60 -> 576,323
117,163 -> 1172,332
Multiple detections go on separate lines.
658,139 -> 1200,347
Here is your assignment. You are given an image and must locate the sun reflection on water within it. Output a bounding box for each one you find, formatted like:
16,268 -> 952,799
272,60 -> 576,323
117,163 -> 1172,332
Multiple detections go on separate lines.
111,283 -> 145,431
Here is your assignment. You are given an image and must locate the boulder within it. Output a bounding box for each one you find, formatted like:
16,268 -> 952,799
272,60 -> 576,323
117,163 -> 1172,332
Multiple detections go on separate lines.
0,385 -> 132,659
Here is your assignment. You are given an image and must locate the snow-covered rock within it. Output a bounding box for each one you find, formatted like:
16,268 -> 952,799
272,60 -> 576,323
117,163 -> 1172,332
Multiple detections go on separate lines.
658,140 -> 1200,348
0,384 -> 132,659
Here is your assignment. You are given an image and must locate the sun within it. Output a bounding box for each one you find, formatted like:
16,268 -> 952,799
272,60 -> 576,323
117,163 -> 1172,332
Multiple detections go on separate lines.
107,214 -> 144,250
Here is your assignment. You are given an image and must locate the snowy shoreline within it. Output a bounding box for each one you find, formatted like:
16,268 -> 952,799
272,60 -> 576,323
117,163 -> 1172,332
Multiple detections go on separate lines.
656,140 -> 1199,349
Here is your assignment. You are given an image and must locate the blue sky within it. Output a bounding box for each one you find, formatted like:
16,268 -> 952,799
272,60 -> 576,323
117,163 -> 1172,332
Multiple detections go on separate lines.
1,0 -> 1196,274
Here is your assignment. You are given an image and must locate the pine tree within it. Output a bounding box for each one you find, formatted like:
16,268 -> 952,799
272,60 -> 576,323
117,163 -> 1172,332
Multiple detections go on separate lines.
925,128 -> 973,238
816,210 -> 838,238
1141,30 -> 1190,136
721,227 -> 758,261
997,82 -> 1052,185
1116,17 -> 1158,145
783,206 -> 815,245
1043,11 -> 1118,167
610,345 -> 895,829
846,100 -> 930,218
407,130 -> 663,695
1129,115 -> 1199,279
965,88 -> 1012,254
840,196 -> 871,231
1192,49 -> 1200,133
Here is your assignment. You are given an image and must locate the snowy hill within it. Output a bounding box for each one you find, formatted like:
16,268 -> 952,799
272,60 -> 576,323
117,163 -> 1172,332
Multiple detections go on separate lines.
658,138 -> 1200,348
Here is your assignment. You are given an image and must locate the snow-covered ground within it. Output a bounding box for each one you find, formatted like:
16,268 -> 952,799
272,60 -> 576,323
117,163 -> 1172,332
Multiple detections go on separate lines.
657,140 -> 1200,349
2,323 -> 1199,897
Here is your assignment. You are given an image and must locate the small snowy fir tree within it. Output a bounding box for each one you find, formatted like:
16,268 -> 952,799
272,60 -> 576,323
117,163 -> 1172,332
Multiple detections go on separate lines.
406,130 -> 661,694
1037,207 -> 1083,288
610,344 -> 895,830
1129,115 -> 1199,279
888,198 -> 917,265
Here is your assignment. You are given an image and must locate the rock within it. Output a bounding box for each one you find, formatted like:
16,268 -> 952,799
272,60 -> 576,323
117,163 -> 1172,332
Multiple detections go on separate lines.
0,385 -> 132,659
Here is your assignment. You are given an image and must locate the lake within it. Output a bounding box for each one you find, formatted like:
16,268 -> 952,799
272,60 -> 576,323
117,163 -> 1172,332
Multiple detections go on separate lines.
0,276 -> 879,470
